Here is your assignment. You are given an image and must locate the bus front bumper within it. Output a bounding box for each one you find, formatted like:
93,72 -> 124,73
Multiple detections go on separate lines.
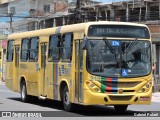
83,88 -> 152,105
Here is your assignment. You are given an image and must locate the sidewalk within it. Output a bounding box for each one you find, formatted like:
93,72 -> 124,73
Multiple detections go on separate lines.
0,80 -> 5,85
152,92 -> 160,103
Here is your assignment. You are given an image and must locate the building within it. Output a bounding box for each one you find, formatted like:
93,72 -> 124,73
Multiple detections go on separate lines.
0,0 -> 70,81
0,0 -> 69,33
1,0 -> 160,85
0,35 -> 7,81
0,0 -> 14,4
8,0 -> 68,32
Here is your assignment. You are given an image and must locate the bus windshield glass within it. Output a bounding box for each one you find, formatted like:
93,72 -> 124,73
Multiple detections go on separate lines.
86,40 -> 151,77
88,25 -> 150,39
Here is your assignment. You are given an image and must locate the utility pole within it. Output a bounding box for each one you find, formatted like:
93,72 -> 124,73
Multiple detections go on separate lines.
76,0 -> 80,10
8,7 -> 15,33
73,0 -> 82,23
9,13 -> 13,33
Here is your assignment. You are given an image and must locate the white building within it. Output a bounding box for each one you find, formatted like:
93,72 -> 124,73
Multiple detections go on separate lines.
6,0 -> 68,33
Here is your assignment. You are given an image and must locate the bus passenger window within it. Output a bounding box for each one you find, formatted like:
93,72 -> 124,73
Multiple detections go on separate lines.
29,37 -> 39,61
7,40 -> 14,61
62,33 -> 73,61
48,35 -> 60,61
21,38 -> 29,61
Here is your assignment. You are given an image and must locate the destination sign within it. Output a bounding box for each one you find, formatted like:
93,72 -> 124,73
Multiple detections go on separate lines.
88,25 -> 150,39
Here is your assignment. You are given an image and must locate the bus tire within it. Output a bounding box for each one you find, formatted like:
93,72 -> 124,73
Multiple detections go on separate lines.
114,105 -> 128,113
20,82 -> 29,102
63,86 -> 72,111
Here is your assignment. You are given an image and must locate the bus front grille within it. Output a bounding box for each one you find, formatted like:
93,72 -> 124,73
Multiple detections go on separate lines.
109,95 -> 133,101
101,81 -> 141,88
117,82 -> 141,88
100,81 -> 141,93
106,90 -> 135,93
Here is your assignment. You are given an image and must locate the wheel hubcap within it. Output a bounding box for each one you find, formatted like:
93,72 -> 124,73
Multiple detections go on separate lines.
21,85 -> 25,99
64,92 -> 70,105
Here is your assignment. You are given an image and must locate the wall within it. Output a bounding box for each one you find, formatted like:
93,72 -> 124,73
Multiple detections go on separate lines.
0,0 -> 14,4
8,0 -> 30,15
54,1 -> 68,13
0,3 -> 8,14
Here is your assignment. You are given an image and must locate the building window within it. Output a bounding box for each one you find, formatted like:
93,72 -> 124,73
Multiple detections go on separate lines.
29,37 -> 39,61
9,7 -> 15,14
48,34 -> 61,61
21,38 -> 29,61
62,33 -> 73,61
44,5 -> 50,13
7,40 -> 14,61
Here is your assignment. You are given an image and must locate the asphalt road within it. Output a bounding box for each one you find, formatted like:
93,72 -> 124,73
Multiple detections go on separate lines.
0,81 -> 159,120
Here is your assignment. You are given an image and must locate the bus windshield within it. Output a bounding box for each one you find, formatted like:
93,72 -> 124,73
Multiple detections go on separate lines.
86,39 -> 151,77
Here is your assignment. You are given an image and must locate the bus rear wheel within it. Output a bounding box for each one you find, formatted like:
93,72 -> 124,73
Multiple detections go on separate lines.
114,105 -> 128,113
63,86 -> 72,111
20,82 -> 29,102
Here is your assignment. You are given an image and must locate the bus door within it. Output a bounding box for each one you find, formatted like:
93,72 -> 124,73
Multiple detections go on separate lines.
75,40 -> 83,102
14,45 -> 20,91
40,43 -> 47,96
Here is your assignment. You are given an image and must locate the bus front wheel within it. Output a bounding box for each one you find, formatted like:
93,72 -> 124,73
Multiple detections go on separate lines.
63,86 -> 72,111
114,105 -> 128,113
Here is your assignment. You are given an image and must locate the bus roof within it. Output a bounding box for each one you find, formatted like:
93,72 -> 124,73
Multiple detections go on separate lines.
8,21 -> 148,40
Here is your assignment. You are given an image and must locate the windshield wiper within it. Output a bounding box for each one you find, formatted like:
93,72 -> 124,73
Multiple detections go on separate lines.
124,38 -> 138,54
103,39 -> 115,54
103,39 -> 123,72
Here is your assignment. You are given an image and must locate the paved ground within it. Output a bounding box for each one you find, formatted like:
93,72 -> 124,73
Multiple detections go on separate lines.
0,80 -> 160,120
152,92 -> 160,103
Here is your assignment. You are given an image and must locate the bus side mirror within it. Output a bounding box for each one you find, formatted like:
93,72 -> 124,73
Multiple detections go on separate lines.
82,37 -> 87,50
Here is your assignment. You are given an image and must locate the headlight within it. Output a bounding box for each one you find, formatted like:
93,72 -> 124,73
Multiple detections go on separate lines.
138,81 -> 152,93
86,81 -> 101,93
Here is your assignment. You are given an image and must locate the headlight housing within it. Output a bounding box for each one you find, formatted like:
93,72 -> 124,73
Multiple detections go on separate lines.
85,81 -> 101,93
138,81 -> 152,93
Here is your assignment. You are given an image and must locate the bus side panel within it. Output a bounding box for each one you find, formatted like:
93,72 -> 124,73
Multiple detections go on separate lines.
19,62 -> 28,92
44,62 -> 72,101
5,62 -> 14,91
44,62 -> 54,99
13,41 -> 21,92
27,62 -> 39,96
58,62 -> 72,100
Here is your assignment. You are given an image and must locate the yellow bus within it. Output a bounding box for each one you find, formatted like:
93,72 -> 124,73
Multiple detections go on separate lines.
5,21 -> 152,112
0,41 -> 2,80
